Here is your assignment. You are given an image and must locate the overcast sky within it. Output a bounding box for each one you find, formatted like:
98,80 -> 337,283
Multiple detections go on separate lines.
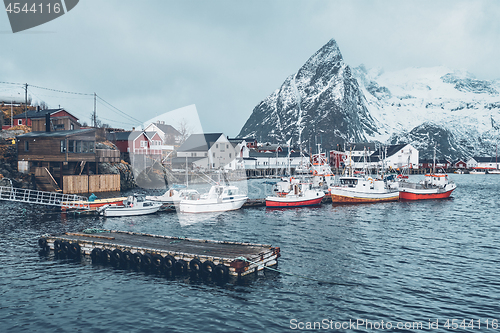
1,0 -> 499,136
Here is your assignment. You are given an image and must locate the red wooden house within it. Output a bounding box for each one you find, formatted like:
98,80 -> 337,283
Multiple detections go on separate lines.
329,150 -> 347,169
107,131 -> 163,155
453,159 -> 467,169
13,108 -> 80,131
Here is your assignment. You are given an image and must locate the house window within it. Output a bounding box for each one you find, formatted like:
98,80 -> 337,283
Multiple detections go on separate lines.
76,141 -> 81,153
213,152 -> 215,158
229,153 -> 232,158
216,144 -> 218,148
82,141 -> 88,153
60,140 -> 66,153
24,141 -> 29,151
68,140 -> 75,153
205,152 -> 207,157
18,119 -> 22,125
70,124 -> 74,130
140,141 -> 147,148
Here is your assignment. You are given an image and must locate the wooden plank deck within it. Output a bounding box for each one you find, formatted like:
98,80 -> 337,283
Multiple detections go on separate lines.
39,230 -> 280,278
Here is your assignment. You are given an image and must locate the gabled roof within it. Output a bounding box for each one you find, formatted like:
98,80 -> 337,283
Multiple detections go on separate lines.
385,144 -> 410,157
471,156 -> 498,163
177,133 -> 224,152
13,108 -> 78,120
107,131 -> 156,142
149,123 -> 181,137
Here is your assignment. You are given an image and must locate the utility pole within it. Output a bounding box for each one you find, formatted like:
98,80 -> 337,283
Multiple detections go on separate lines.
93,92 -> 97,127
24,83 -> 28,126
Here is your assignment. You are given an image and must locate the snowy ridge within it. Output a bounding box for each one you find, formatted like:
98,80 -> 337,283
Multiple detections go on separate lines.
354,65 -> 500,159
239,39 -> 500,160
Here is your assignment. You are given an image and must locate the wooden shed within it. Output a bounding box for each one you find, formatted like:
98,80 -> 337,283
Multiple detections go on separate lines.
17,128 -> 120,193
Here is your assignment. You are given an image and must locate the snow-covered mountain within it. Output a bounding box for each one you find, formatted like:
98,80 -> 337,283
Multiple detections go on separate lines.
355,65 -> 500,159
238,39 -> 378,152
238,39 -> 500,160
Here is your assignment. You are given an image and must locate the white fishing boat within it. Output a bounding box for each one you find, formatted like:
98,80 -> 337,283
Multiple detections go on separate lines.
98,194 -> 162,217
265,178 -> 325,208
329,176 -> 399,203
146,187 -> 200,205
179,185 -> 248,213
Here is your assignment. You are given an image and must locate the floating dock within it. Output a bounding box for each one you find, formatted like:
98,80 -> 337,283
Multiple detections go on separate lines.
38,230 -> 280,279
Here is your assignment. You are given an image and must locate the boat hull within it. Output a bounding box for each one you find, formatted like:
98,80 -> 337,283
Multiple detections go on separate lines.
330,192 -> 399,203
179,197 -> 248,213
399,188 -> 455,201
265,195 -> 324,208
102,204 -> 162,217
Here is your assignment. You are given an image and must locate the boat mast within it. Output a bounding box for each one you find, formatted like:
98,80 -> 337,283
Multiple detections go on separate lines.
185,155 -> 189,187
432,144 -> 436,174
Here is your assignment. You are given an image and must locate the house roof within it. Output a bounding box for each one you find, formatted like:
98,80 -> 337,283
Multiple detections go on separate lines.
16,128 -> 95,138
153,123 -> 181,137
13,108 -> 78,120
107,131 -> 159,142
471,156 -> 498,163
177,133 -> 223,152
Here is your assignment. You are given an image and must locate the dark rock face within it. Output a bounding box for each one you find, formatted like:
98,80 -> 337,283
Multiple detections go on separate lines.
238,39 -> 379,152
441,73 -> 498,95
389,123 -> 468,160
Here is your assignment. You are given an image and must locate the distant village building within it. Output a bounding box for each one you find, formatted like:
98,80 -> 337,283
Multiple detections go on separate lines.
257,143 -> 283,153
340,143 -> 419,170
419,159 -> 452,170
143,121 -> 181,146
466,157 -> 500,170
13,108 -> 80,131
453,159 -> 467,169
175,133 -> 237,170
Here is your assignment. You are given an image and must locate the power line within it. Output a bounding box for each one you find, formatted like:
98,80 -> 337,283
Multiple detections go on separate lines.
1,80 -> 143,128
29,84 -> 93,96
96,95 -> 142,124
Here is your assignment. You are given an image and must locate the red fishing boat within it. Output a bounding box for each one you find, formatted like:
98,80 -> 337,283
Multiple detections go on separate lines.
398,173 -> 456,200
265,178 -> 325,208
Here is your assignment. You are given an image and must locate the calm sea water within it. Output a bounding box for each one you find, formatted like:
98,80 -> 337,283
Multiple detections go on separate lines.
1,175 -> 499,332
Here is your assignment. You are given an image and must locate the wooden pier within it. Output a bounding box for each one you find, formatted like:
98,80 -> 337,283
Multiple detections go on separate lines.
38,230 -> 280,279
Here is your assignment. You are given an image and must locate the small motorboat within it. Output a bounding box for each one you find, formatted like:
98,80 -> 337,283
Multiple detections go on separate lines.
98,194 -> 162,217
265,178 -> 325,208
179,185 -> 248,213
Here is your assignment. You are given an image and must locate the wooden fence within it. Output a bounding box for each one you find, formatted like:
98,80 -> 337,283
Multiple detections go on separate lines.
63,174 -> 120,194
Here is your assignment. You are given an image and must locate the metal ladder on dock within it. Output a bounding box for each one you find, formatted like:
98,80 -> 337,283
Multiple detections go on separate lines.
0,186 -> 90,210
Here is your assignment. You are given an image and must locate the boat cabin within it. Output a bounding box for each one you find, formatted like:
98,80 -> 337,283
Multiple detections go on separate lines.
423,174 -> 449,188
339,177 -> 359,187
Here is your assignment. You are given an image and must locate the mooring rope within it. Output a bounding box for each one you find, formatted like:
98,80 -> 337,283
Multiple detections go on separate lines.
235,256 -> 358,286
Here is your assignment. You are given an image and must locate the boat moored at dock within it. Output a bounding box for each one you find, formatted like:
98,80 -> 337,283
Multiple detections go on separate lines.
179,185 -> 248,213
265,178 -> 325,208
329,176 -> 399,203
398,173 -> 456,200
98,194 -> 162,217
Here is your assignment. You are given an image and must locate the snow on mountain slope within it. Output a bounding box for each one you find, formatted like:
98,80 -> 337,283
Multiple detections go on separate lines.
238,39 -> 378,152
354,65 -> 500,159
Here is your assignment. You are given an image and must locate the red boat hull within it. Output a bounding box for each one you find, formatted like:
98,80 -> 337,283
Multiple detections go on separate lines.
265,197 -> 323,208
399,189 -> 455,201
